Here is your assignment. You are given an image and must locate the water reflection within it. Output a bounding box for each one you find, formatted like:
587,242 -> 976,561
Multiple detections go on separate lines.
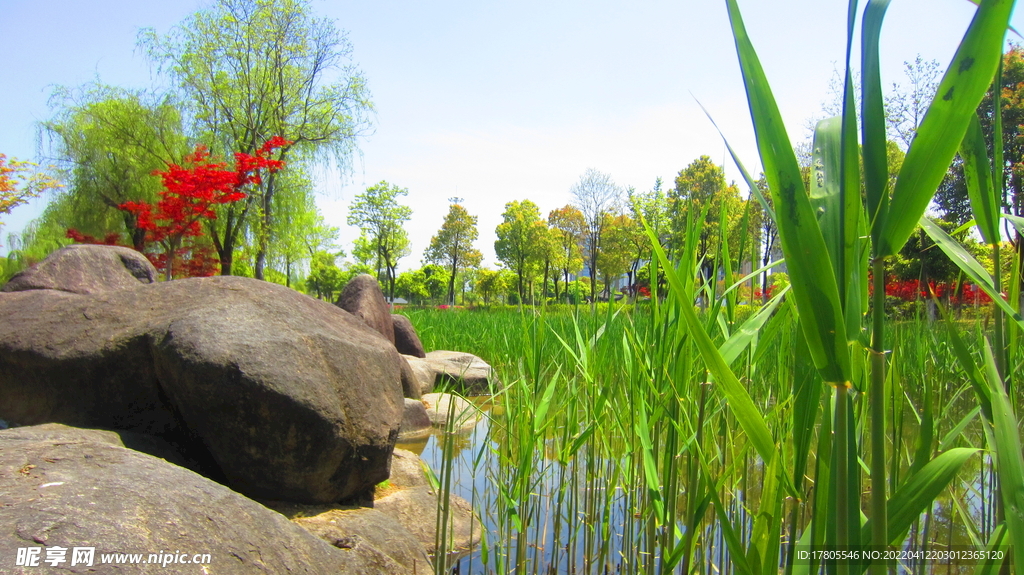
399,392 -> 1003,575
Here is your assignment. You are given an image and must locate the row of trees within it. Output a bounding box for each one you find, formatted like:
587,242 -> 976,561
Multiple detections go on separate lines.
5,23 -> 1022,308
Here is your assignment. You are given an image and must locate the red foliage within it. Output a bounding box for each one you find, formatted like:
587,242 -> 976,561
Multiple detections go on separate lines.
752,285 -> 776,300
122,138 -> 289,247
66,137 -> 289,279
66,229 -> 122,246
868,278 -> 994,306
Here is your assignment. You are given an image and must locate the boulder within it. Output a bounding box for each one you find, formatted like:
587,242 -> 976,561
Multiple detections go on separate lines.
335,274 -> 395,344
392,314 -> 426,358
292,508 -> 430,574
387,448 -> 429,490
421,393 -> 481,433
374,485 -> 481,557
425,350 -> 497,395
398,355 -> 422,400
1,423 -> 211,475
404,355 -> 437,395
0,271 -> 404,504
1,244 -> 156,295
399,399 -> 432,440
0,429 -> 421,574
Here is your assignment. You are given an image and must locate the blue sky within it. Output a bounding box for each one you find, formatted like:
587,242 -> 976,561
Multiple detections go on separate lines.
1,0 -> 1018,269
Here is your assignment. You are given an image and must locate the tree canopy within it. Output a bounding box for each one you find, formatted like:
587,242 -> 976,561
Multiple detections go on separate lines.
347,181 -> 412,300
425,202 -> 481,305
139,0 -> 373,277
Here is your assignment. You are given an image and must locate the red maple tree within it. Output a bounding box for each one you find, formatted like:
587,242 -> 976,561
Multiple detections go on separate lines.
68,137 -> 289,279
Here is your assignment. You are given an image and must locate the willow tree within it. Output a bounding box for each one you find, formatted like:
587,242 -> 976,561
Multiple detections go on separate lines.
140,0 -> 373,277
42,85 -> 187,250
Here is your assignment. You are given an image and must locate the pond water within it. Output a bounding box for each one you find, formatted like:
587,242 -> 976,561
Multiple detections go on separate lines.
396,395 -> 1002,575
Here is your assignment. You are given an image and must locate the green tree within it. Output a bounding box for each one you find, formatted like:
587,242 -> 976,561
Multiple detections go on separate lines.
494,199 -> 546,304
475,268 -> 505,306
570,169 -> 621,303
42,85 -> 188,250
347,181 -> 412,300
140,0 -> 373,277
395,269 -> 430,304
420,263 -> 451,304
670,156 -> 742,280
425,203 -> 481,305
547,205 -> 585,303
306,250 -> 345,300
267,166 -> 329,287
596,213 -> 634,299
626,180 -> 670,294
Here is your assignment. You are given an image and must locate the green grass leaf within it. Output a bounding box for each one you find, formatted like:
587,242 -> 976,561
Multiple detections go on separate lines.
859,447 -> 979,548
878,0 -> 1016,257
861,0 -> 892,241
981,342 -> 1024,574
643,215 -> 778,466
961,113 -> 1000,244
726,0 -> 851,386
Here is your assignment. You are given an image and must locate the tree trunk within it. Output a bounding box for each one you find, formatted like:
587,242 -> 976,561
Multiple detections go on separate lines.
448,259 -> 458,306
254,171 -> 278,281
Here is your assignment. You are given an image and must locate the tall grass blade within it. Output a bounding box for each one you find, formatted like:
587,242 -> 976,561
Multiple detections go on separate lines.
961,113 -> 1001,244
877,0 -> 1016,257
643,217 -> 777,466
981,341 -> 1024,574
719,285 -> 789,366
725,0 -> 851,386
859,447 -> 980,548
861,0 -> 891,238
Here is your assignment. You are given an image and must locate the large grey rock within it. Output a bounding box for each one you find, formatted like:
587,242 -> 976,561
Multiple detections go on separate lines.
2,423 -> 212,475
1,244 -> 156,295
374,485 -> 481,557
0,429 -> 419,574
425,350 -> 497,394
392,314 -> 426,358
336,274 -> 395,344
0,272 -> 404,504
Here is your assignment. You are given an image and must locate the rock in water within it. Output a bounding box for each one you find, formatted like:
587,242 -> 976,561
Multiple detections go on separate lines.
420,393 -> 481,433
392,314 -> 426,358
336,274 -> 395,344
0,274 -> 404,504
293,508 -> 430,573
424,350 -> 498,395
0,427 -> 422,575
399,398 -> 432,440
1,244 -> 156,295
404,355 -> 438,395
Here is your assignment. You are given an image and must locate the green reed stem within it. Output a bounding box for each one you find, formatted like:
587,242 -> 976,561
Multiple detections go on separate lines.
870,257 -> 888,574
836,382 -> 851,575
